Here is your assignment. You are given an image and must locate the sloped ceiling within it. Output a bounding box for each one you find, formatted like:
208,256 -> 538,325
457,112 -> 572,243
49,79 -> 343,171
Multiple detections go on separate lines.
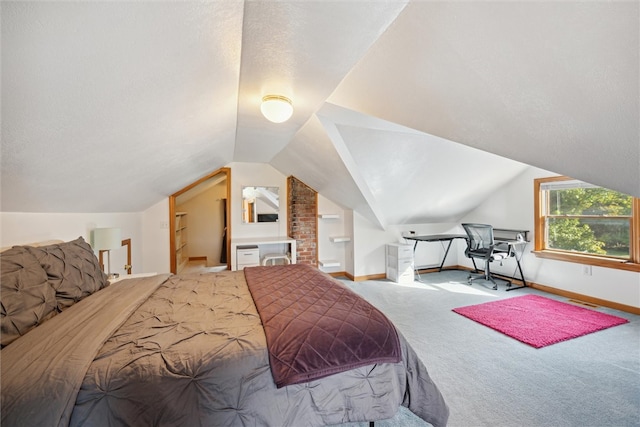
329,1 -> 639,199
2,1 -> 244,212
2,1 -> 638,228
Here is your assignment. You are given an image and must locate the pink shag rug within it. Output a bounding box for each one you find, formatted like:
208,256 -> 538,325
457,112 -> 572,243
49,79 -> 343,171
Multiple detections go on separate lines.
452,294 -> 629,348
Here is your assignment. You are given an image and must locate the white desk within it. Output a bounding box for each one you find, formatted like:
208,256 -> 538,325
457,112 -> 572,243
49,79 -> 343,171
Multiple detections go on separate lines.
231,236 -> 297,271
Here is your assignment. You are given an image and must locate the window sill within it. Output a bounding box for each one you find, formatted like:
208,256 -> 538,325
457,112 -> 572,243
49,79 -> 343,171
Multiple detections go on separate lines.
532,250 -> 640,272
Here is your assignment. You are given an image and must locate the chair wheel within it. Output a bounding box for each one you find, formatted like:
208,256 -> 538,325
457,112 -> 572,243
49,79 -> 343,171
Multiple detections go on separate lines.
492,285 -> 497,290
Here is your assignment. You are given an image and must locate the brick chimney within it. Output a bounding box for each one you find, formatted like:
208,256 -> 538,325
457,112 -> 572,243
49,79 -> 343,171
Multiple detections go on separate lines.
287,176 -> 317,266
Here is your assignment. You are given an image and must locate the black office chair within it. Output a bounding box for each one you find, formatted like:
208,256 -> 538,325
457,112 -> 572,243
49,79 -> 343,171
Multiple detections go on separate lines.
461,223 -> 512,290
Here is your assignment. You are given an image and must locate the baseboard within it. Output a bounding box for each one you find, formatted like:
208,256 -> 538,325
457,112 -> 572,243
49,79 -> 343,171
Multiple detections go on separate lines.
326,271 -> 347,278
350,273 -> 388,282
527,282 -> 640,315
344,272 -> 355,281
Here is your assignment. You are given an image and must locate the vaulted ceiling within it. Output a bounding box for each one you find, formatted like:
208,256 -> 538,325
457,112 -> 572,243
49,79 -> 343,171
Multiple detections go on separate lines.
2,1 -> 638,229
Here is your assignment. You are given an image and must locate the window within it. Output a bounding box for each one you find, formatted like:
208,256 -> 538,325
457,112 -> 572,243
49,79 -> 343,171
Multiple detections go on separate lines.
534,176 -> 640,272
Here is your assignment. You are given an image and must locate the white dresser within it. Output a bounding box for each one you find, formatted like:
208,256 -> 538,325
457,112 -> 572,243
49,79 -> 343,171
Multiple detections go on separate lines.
386,243 -> 414,284
236,245 -> 260,270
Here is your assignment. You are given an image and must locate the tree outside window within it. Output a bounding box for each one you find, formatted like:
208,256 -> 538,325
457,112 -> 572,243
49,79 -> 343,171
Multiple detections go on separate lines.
534,176 -> 640,272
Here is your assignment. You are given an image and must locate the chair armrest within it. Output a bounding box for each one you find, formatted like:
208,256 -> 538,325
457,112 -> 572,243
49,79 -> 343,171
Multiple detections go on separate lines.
494,241 -> 509,250
493,242 -> 513,256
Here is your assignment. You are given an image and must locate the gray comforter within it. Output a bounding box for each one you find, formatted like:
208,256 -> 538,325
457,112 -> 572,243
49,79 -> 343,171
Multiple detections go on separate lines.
1,270 -> 448,427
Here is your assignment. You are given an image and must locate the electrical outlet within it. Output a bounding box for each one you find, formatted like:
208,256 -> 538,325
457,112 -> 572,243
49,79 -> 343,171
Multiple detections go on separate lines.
160,221 -> 169,229
582,265 -> 592,276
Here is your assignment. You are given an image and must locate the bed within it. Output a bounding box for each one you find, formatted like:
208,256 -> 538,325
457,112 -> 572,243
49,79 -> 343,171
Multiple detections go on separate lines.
1,237 -> 449,426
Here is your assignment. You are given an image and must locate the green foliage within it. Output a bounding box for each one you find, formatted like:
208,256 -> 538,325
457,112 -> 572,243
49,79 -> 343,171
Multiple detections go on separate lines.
548,218 -> 606,254
547,187 -> 631,257
550,188 -> 632,216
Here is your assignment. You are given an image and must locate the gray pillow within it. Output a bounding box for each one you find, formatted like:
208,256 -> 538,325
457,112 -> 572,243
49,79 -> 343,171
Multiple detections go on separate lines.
1,246 -> 58,347
27,237 -> 108,311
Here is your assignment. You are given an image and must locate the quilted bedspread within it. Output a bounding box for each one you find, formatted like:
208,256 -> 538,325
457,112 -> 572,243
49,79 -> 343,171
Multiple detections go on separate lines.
244,263 -> 401,388
1,269 -> 449,427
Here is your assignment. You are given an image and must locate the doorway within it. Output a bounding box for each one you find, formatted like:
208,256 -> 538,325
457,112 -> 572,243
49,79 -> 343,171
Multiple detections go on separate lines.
169,167 -> 231,274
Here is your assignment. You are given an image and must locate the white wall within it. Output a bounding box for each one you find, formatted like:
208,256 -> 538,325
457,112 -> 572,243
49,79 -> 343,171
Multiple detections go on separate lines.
352,211 -> 393,277
457,166 -> 640,309
0,212 -> 142,277
141,199 -> 170,274
317,195 -> 348,274
344,209 -> 355,276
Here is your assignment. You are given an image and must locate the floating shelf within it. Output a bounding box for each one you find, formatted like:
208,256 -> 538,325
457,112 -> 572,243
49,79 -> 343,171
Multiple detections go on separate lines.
319,260 -> 340,268
318,213 -> 340,219
329,236 -> 351,243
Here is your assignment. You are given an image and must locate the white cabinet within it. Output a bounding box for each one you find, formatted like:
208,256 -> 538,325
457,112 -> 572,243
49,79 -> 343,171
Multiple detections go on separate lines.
386,243 -> 414,284
236,245 -> 260,270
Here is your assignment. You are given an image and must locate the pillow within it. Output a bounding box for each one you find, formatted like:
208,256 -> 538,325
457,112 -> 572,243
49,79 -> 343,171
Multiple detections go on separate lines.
1,246 -> 58,347
27,237 -> 108,311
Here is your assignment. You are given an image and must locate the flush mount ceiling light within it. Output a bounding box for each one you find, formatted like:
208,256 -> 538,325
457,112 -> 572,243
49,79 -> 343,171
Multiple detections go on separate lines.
261,95 -> 293,123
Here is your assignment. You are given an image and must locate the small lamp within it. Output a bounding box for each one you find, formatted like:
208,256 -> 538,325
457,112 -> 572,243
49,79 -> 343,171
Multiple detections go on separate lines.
260,95 -> 293,123
93,227 -> 121,279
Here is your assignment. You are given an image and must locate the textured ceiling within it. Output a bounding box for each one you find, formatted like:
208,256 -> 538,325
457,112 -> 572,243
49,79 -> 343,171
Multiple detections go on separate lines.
2,1 -> 244,212
2,1 -> 638,228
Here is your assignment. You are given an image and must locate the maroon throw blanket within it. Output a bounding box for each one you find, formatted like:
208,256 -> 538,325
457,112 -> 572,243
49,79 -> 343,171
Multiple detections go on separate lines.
244,264 -> 401,388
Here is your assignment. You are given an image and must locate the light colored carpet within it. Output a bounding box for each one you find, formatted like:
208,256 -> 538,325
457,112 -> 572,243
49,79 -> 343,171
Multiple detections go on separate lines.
334,271 -> 640,427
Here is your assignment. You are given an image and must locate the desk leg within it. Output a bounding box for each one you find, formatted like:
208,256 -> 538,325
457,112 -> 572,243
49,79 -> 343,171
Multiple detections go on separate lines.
439,240 -> 454,272
505,258 -> 527,291
412,241 -> 421,281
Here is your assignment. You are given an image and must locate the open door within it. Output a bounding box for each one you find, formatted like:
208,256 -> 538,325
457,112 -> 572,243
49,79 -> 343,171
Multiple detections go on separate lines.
169,167 -> 231,274
220,197 -> 228,264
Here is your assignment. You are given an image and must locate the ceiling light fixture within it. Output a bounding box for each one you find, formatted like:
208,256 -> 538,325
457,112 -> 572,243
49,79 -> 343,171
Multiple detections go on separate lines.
261,95 -> 293,123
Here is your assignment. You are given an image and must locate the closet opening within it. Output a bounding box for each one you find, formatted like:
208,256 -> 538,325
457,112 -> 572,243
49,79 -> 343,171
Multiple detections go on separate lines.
169,167 -> 231,274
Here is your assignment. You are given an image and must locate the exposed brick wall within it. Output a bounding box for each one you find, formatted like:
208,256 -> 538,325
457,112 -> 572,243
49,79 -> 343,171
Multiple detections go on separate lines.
287,176 -> 317,266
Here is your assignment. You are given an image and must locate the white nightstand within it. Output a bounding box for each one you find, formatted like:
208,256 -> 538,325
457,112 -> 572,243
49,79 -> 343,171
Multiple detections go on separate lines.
109,272 -> 157,284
